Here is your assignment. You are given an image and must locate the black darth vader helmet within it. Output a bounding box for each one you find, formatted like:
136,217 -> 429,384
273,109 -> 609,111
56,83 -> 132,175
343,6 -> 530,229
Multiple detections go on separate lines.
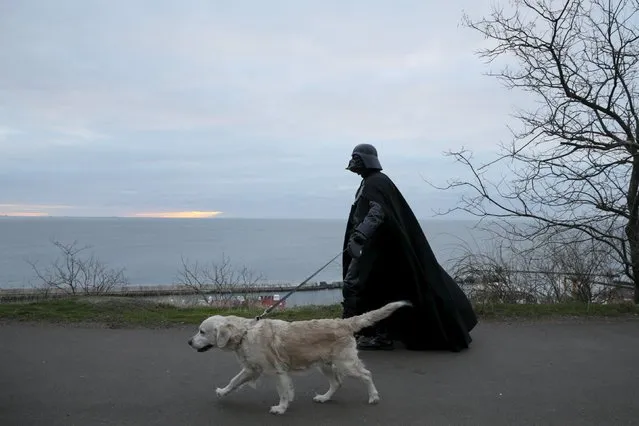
346,143 -> 383,173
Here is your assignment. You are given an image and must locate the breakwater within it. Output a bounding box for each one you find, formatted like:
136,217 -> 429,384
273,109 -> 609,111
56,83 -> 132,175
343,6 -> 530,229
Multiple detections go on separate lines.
0,281 -> 344,303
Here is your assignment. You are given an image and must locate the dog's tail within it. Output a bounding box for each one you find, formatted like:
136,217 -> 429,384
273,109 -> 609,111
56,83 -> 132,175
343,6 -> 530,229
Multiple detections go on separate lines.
345,300 -> 412,333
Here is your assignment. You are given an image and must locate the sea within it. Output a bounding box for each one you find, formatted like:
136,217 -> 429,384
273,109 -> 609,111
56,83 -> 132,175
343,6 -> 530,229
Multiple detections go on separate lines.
0,217 -> 494,306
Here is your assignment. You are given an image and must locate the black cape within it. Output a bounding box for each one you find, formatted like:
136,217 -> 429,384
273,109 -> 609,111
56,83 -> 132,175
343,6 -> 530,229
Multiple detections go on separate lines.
342,171 -> 478,352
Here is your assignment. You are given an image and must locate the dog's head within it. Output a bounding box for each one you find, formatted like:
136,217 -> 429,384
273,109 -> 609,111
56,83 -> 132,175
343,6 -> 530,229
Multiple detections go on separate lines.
187,315 -> 249,353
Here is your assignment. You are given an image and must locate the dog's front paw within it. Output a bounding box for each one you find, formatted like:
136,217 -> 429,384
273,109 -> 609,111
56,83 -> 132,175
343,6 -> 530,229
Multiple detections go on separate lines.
368,394 -> 380,405
216,388 -> 228,398
313,394 -> 330,403
269,405 -> 287,415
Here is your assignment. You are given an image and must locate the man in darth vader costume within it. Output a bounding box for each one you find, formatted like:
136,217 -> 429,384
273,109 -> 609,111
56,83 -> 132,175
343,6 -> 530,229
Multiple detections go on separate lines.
341,143 -> 478,351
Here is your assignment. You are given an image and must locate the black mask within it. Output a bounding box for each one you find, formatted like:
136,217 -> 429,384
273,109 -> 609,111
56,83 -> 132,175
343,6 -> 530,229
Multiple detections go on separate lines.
346,155 -> 366,174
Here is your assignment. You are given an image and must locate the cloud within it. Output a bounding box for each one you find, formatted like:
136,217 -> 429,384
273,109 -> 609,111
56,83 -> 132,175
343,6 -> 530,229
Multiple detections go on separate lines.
0,212 -> 49,217
0,203 -> 71,217
0,0 -> 529,218
0,204 -> 73,209
51,126 -> 108,141
0,126 -> 23,141
132,211 -> 223,219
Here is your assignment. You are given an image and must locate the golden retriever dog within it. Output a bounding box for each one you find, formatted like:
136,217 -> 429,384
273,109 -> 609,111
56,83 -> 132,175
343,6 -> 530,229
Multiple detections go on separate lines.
187,300 -> 411,415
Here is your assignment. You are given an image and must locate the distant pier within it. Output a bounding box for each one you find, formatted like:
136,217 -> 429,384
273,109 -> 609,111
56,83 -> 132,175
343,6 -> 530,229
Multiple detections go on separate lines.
0,281 -> 344,303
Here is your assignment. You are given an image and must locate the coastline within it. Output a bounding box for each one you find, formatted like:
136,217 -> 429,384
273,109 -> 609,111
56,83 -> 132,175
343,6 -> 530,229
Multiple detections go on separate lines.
0,281 -> 344,303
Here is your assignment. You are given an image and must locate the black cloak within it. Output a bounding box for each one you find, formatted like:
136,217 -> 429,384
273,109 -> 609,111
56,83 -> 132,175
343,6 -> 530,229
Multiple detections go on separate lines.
342,171 -> 478,352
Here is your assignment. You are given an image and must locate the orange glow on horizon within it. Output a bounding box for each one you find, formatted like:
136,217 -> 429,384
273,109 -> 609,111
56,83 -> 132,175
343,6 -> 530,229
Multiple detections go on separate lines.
0,212 -> 49,217
132,211 -> 223,219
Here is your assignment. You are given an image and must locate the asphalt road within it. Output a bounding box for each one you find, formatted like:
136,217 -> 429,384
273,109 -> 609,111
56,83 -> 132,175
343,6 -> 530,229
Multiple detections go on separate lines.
1,318 -> 639,426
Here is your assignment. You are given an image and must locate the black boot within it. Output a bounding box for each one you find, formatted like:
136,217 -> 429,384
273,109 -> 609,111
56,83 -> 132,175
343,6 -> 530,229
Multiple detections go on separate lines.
357,326 -> 394,351
357,335 -> 394,351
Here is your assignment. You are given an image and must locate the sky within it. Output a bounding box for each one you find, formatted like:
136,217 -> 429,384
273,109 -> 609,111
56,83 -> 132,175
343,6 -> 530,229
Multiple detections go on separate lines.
0,0 -> 530,219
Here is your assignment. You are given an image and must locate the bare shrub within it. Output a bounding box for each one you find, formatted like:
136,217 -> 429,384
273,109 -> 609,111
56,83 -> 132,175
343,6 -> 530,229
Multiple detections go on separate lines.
452,238 -> 538,304
175,253 -> 265,307
26,239 -> 129,296
529,233 -> 622,303
451,229 -> 626,304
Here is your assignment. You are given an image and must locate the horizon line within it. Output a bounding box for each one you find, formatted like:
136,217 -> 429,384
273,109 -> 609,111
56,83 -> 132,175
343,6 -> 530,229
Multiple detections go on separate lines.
0,214 -> 483,222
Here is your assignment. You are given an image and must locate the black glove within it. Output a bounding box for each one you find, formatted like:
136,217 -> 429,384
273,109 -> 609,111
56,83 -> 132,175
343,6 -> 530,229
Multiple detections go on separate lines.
347,231 -> 366,259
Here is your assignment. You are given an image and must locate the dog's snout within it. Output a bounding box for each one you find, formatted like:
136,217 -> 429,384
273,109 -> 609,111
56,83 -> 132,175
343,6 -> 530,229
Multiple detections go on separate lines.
188,338 -> 193,346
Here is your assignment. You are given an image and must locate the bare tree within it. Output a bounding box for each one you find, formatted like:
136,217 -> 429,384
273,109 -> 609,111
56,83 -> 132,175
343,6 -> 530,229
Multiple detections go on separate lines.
431,0 -> 639,302
27,239 -> 129,295
175,253 -> 265,307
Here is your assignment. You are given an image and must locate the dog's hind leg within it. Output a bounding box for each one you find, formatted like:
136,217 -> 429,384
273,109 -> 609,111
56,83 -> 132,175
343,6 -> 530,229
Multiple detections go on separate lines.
313,363 -> 341,403
269,372 -> 294,415
216,368 -> 259,398
333,358 -> 380,405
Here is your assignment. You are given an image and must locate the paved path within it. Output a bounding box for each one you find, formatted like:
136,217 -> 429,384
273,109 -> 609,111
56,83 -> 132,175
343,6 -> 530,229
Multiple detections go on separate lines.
1,318 -> 639,426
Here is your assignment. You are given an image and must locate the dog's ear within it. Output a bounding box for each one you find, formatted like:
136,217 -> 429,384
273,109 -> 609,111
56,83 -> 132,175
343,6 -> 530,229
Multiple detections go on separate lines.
216,322 -> 239,348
